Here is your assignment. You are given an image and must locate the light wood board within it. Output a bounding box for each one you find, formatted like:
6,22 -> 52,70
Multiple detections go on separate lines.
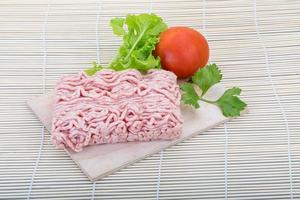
28,84 -> 247,181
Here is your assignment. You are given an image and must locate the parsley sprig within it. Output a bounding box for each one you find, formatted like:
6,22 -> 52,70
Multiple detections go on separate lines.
180,64 -> 247,117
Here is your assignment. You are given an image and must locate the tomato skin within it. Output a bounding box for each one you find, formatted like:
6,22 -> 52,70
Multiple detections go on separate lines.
156,26 -> 209,78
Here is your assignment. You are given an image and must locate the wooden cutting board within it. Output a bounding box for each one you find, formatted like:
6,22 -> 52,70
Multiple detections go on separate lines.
28,84 -> 247,181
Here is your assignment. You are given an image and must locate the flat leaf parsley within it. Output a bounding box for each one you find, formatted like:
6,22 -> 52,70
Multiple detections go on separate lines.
181,64 -> 247,117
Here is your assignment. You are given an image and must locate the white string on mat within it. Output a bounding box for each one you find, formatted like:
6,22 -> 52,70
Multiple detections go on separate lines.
149,0 -> 153,13
224,123 -> 228,200
202,0 -> 206,34
146,1 -> 165,199
253,0 -> 294,199
91,1 -> 103,198
202,0 -> 229,198
26,1 -> 51,200
146,1 -> 164,199
91,181 -> 96,200
96,0 -> 103,64
156,151 -> 163,200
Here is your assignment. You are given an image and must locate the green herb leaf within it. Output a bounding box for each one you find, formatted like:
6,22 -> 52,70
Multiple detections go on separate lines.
180,63 -> 247,117
192,63 -> 222,96
109,13 -> 167,71
84,61 -> 103,76
110,18 -> 125,36
216,87 -> 247,117
180,83 -> 200,108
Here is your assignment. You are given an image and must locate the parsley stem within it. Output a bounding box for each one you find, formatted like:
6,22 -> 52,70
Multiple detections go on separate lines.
200,98 -> 216,104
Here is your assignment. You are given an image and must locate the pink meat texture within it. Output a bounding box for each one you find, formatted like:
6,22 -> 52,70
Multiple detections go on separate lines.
51,69 -> 183,152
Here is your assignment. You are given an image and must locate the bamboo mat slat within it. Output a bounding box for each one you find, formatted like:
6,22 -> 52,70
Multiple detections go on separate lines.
0,0 -> 300,199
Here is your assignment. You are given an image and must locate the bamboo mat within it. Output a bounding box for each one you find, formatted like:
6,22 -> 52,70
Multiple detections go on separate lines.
0,0 -> 299,199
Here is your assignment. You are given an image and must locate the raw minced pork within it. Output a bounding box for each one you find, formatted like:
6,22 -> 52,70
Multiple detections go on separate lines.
51,69 -> 182,152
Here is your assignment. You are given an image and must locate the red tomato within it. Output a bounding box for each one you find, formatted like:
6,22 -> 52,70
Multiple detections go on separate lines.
155,26 -> 209,78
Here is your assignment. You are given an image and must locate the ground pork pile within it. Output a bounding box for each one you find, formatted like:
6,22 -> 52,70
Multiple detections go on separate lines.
51,69 -> 182,152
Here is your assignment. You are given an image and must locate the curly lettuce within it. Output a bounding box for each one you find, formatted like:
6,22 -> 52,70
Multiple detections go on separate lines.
109,13 -> 167,71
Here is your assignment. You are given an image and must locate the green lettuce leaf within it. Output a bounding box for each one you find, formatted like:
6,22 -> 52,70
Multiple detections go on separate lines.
109,13 -> 167,71
110,18 -> 125,36
84,61 -> 103,76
